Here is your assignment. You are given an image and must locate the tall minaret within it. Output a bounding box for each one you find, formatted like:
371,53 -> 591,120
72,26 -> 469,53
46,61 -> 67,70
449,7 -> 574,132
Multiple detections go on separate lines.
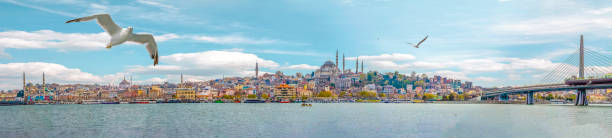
255,61 -> 259,79
22,72 -> 26,93
342,53 -> 345,74
335,50 -> 339,69
361,60 -> 364,73
181,73 -> 185,87
356,56 -> 359,73
42,72 -> 45,94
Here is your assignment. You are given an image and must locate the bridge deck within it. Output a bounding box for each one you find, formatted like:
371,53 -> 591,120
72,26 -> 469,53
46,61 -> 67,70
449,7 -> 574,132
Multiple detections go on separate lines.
483,84 -> 612,97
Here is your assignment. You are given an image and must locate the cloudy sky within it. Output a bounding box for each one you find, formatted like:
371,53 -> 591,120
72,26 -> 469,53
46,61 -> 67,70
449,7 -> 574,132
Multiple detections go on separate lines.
1,0 -> 612,89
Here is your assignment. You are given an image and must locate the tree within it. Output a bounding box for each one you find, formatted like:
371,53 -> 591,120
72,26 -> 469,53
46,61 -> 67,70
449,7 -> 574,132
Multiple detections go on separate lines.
546,94 -> 553,101
222,95 -> 233,99
247,94 -> 257,99
567,94 -> 576,101
358,91 -> 377,99
423,93 -> 436,100
339,91 -> 346,98
301,96 -> 308,101
378,93 -> 387,98
318,91 -> 333,97
262,93 -> 270,99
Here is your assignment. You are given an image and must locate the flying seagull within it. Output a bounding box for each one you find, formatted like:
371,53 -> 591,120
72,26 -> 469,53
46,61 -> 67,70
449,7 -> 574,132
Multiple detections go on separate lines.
407,35 -> 428,48
66,14 -> 159,66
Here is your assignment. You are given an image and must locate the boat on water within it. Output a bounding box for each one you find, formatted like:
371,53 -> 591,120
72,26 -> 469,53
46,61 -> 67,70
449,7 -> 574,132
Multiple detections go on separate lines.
101,102 -> 120,104
0,101 -> 26,106
301,103 -> 312,107
82,100 -> 103,104
279,99 -> 290,103
130,99 -> 157,104
233,100 -> 241,103
214,100 -> 224,103
119,102 -> 130,104
244,99 -> 265,103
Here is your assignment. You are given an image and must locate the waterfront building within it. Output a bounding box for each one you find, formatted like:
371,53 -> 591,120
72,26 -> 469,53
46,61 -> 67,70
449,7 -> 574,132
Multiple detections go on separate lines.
176,87 -> 196,100
274,84 -> 297,101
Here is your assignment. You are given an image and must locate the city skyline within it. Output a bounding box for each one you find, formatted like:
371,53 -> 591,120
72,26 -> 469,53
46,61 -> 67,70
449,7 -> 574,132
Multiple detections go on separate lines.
2,0 -> 612,89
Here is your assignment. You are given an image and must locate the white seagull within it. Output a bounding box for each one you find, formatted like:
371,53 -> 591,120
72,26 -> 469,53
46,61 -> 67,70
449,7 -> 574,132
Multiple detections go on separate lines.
407,35 -> 428,48
66,14 -> 159,66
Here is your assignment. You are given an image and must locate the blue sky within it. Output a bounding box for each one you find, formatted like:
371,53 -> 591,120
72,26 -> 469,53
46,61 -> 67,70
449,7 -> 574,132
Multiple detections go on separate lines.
1,0 -> 612,89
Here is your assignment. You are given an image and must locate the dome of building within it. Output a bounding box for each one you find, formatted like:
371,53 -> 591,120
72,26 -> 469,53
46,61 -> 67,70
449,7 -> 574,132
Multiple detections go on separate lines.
321,60 -> 336,68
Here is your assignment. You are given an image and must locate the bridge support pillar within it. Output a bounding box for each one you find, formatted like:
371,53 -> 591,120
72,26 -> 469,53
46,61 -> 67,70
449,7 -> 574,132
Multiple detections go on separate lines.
500,94 -> 509,101
575,89 -> 588,106
526,92 -> 534,105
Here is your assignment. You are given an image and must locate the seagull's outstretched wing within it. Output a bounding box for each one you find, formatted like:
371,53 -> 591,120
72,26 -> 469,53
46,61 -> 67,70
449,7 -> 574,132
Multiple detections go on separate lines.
66,14 -> 121,35
407,35 -> 428,48
128,34 -> 159,66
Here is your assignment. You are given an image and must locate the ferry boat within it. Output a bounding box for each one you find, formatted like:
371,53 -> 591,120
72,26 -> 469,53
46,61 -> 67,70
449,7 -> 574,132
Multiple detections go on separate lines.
244,99 -> 265,103
82,100 -> 103,104
101,101 -> 120,104
279,99 -> 290,103
0,101 -> 26,106
130,99 -> 157,104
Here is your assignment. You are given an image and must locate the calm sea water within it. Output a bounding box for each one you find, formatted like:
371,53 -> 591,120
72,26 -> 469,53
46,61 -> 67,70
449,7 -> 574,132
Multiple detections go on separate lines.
1,103 -> 611,138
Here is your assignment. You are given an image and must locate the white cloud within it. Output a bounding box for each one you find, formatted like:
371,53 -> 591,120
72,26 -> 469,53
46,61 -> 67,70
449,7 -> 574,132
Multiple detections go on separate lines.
136,0 -> 178,11
3,0 -> 77,17
128,50 -> 279,76
279,64 -> 319,70
0,30 -> 178,56
0,62 -> 104,89
491,7 -> 612,35
475,77 -> 498,82
192,34 -> 279,45
347,53 -> 416,61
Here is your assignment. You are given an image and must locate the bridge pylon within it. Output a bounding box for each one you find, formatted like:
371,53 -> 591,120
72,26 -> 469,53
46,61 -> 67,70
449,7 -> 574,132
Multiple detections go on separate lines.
526,92 -> 534,105
575,35 -> 588,106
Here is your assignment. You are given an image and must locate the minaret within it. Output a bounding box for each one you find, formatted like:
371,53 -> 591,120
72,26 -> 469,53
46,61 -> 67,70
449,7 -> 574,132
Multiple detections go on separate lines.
22,72 -> 26,92
342,53 -> 345,74
356,56 -> 359,73
255,61 -> 260,98
335,50 -> 339,69
361,60 -> 364,73
181,73 -> 184,84
42,72 -> 45,94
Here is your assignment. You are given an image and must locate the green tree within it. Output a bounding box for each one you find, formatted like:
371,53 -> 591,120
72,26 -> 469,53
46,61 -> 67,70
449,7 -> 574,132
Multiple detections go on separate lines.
339,91 -> 346,98
423,93 -> 436,100
546,94 -> 553,101
262,93 -> 269,99
247,94 -> 257,99
318,91 -> 333,97
222,95 -> 233,99
378,93 -> 386,98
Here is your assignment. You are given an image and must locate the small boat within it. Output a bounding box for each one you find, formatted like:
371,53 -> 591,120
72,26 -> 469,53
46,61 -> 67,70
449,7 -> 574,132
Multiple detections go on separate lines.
244,99 -> 265,103
82,100 -> 103,104
130,99 -> 157,104
119,102 -> 130,104
0,101 -> 26,106
214,100 -> 224,103
301,103 -> 312,107
233,100 -> 241,103
279,100 -> 290,103
101,102 -> 120,104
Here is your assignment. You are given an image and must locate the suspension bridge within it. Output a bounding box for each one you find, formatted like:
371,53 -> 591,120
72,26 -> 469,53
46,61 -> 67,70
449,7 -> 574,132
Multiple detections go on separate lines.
482,35 -> 612,106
